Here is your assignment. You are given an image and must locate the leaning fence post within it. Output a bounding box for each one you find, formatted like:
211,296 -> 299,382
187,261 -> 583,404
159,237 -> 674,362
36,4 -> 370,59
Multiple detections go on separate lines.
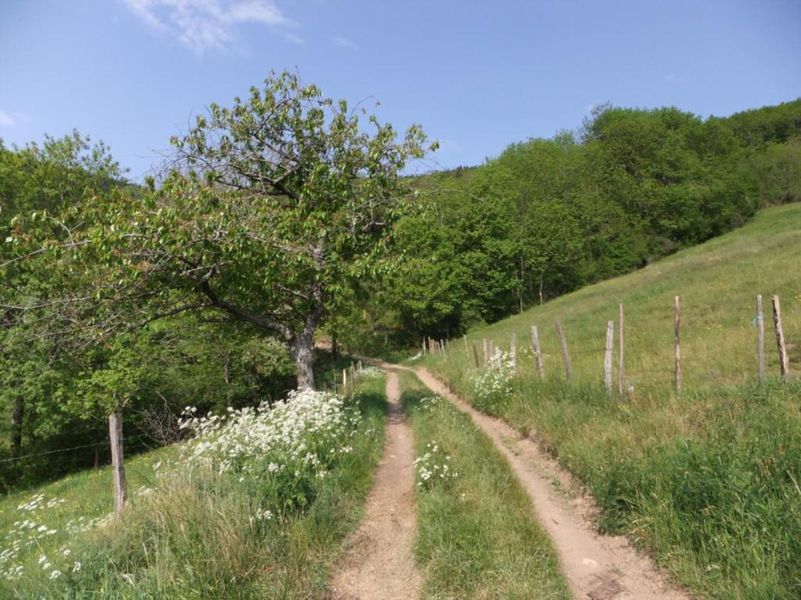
756,295 -> 765,381
618,304 -> 625,395
471,342 -> 481,368
604,320 -> 614,393
772,294 -> 789,380
674,296 -> 682,393
555,319 -> 573,381
531,325 -> 544,379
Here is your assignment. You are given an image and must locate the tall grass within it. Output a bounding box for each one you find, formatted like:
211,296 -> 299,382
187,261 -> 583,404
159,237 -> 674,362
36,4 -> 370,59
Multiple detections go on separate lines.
421,204 -> 801,598
0,375 -> 386,598
401,372 -> 570,599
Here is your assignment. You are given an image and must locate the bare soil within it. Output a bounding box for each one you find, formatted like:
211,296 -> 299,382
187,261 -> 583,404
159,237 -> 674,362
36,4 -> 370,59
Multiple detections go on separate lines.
329,371 -> 421,600
412,366 -> 690,600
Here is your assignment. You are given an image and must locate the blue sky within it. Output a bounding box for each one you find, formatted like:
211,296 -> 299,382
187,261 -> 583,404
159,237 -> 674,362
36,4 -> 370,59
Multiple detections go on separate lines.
1,0 -> 799,180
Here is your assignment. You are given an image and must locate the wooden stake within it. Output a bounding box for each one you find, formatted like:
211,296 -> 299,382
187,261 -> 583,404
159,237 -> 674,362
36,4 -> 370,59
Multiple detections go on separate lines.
555,319 -> 573,380
531,325 -> 544,379
618,304 -> 625,395
604,320 -> 614,393
772,294 -> 789,380
674,296 -> 682,393
510,332 -> 517,370
463,334 -> 469,357
482,338 -> 488,365
756,295 -> 765,381
342,368 -> 348,390
422,339 -> 427,355
471,341 -> 481,368
109,410 -> 127,515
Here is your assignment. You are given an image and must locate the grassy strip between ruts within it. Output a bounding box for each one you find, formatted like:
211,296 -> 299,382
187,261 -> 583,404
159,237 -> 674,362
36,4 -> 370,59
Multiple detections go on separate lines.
399,370 -> 570,600
0,373 -> 386,599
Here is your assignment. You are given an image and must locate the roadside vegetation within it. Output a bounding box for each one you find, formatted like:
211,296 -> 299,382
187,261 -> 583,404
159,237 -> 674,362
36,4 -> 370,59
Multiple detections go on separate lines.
424,204 -> 801,598
0,373 -> 385,598
400,372 -> 570,599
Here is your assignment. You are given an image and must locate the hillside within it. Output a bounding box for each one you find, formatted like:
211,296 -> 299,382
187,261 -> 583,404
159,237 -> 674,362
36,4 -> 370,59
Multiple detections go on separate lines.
424,203 -> 801,598
457,202 -> 800,391
344,100 -> 801,353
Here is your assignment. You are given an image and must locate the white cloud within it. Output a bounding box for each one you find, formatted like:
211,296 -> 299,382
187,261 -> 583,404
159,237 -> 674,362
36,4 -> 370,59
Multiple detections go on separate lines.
332,36 -> 358,50
665,73 -> 686,84
123,0 -> 296,53
0,110 -> 16,127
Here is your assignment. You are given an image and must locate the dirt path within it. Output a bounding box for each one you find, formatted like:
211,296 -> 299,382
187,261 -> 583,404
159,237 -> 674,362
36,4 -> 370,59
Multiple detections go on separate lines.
411,366 -> 689,600
330,371 -> 421,600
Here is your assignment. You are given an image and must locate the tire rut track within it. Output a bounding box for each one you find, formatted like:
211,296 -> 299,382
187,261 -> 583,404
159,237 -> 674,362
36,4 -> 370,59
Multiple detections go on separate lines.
330,371 -> 421,600
407,365 -> 689,600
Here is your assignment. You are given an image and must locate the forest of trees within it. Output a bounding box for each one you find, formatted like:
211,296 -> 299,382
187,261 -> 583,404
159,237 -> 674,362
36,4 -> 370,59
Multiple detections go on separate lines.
339,99 -> 801,351
1,78 -> 799,491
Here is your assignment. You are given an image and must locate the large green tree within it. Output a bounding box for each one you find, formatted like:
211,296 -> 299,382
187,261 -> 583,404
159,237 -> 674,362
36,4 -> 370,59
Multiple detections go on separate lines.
6,72 -> 431,389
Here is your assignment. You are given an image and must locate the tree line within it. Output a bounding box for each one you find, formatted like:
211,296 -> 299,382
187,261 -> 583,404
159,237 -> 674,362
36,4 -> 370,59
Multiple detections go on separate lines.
0,74 -> 798,491
336,99 -> 801,352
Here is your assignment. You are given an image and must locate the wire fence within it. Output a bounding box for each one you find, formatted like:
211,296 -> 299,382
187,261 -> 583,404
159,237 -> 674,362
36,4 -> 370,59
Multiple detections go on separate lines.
425,293 -> 796,391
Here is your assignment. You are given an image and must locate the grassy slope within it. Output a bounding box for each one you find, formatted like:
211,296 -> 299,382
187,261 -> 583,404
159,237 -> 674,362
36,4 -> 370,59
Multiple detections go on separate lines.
0,376 -> 386,599
424,204 -> 801,599
400,371 -> 570,600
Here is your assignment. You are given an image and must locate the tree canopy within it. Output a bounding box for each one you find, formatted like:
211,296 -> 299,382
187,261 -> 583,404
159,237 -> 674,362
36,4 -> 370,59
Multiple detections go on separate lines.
6,72 -> 432,389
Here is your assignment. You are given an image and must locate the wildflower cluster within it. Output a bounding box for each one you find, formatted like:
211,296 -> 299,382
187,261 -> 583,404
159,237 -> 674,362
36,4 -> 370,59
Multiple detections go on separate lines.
416,395 -> 442,413
1,494 -> 84,582
355,365 -> 383,379
469,349 -> 515,411
179,388 -> 360,513
414,442 -> 457,489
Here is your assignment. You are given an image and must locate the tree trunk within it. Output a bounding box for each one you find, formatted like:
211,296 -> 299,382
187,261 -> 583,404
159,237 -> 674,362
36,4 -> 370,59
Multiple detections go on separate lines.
291,331 -> 316,390
10,396 -> 23,458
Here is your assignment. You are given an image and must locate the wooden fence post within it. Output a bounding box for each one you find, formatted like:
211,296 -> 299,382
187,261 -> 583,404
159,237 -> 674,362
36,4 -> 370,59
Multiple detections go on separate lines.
555,319 -> 573,381
471,342 -> 481,368
482,339 -> 488,365
422,338 -> 427,355
618,304 -> 625,395
463,334 -> 469,358
109,410 -> 127,515
604,320 -> 614,393
342,368 -> 348,391
674,296 -> 682,393
531,325 -> 544,379
510,333 -> 517,370
756,295 -> 765,381
772,295 -> 789,380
